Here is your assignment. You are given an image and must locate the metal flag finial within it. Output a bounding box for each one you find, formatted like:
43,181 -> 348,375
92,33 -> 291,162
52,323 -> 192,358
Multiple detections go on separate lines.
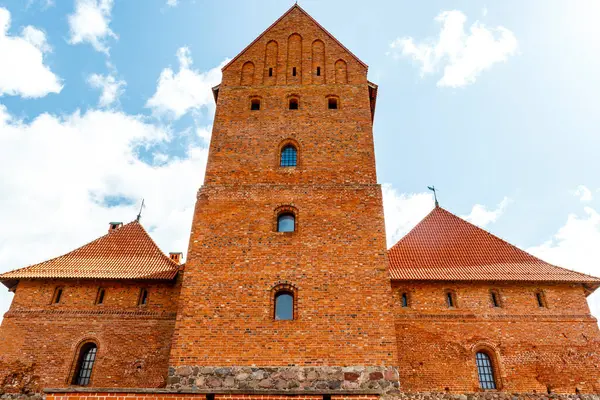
136,199 -> 145,222
427,186 -> 439,208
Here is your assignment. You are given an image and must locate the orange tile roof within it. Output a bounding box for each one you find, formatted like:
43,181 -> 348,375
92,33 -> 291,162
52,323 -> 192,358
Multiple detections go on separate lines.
388,207 -> 600,284
0,221 -> 180,283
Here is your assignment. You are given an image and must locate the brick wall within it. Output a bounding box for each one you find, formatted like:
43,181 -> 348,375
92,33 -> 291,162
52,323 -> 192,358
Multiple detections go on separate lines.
0,277 -> 181,392
391,281 -> 600,393
169,6 -> 397,375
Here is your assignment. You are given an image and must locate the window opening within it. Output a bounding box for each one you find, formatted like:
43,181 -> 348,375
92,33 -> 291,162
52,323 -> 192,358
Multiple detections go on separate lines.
316,66 -> 321,76
250,98 -> 260,111
52,287 -> 63,304
401,293 -> 409,308
476,352 -> 497,390
277,213 -> 295,232
96,288 -> 105,305
138,288 -> 148,306
536,291 -> 546,308
289,98 -> 299,110
292,67 -> 297,76
269,68 -> 273,77
280,145 -> 297,167
73,343 -> 97,386
446,292 -> 455,308
274,291 -> 294,320
328,97 -> 338,109
491,291 -> 500,308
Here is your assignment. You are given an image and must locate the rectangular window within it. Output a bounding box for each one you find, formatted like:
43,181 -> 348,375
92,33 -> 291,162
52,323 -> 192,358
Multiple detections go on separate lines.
138,288 -> 148,306
328,98 -> 338,109
536,291 -> 546,308
268,67 -> 273,77
292,67 -> 297,76
250,99 -> 260,111
446,292 -> 455,308
401,293 -> 409,308
95,288 -> 105,305
491,291 -> 500,307
316,66 -> 321,76
52,287 -> 63,304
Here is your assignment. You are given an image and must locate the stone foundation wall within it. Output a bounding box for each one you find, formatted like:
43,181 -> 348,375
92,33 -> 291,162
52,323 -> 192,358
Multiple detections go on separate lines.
167,366 -> 400,394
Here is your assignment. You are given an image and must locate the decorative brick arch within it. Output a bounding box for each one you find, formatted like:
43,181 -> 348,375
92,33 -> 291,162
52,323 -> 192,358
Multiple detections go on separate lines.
240,61 -> 255,86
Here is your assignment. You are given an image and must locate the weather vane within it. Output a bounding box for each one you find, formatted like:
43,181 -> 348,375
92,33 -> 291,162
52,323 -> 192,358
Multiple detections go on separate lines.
427,186 -> 439,207
136,199 -> 145,222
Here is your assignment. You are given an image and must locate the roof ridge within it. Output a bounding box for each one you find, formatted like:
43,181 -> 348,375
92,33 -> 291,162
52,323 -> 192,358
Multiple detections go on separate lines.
221,3 -> 368,72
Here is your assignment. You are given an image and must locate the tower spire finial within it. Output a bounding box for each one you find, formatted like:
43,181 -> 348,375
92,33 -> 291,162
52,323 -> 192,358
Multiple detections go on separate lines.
427,186 -> 439,208
136,199 -> 145,222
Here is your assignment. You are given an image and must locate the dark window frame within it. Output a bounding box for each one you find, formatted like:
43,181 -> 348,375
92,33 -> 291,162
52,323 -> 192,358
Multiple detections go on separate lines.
288,97 -> 299,110
280,144 -> 298,167
400,292 -> 409,308
292,66 -> 297,77
316,66 -> 321,76
327,97 -> 339,110
445,290 -> 457,308
250,98 -> 261,111
274,290 -> 294,320
268,67 -> 273,77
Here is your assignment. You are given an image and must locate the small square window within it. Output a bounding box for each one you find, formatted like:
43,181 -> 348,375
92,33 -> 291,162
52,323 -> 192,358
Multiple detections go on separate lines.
250,99 -> 260,111
289,98 -> 299,110
328,98 -> 338,109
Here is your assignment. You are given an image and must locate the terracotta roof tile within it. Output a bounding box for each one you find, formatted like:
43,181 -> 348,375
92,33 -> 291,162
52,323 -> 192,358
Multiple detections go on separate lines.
388,207 -> 600,283
0,221 -> 180,282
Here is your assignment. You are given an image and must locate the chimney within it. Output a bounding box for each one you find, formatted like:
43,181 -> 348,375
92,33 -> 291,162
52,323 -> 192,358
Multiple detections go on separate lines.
109,222 -> 123,233
169,252 -> 183,264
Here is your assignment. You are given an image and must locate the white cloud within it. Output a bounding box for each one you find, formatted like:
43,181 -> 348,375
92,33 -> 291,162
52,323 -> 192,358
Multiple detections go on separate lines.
0,7 -> 62,98
0,104 -> 209,322
574,185 -> 593,202
388,10 -> 518,87
166,0 -> 178,7
68,0 -> 117,54
146,47 -> 227,119
527,206 -> 600,324
382,184 -> 435,247
461,196 -> 511,228
87,72 -> 126,107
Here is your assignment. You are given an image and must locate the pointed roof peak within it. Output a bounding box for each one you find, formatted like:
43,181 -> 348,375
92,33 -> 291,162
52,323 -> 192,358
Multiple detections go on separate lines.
222,3 -> 367,71
388,206 -> 600,285
0,220 -> 181,284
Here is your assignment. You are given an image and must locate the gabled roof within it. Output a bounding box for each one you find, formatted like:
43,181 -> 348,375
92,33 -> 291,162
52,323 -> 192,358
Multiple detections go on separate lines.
388,206 -> 600,285
222,3 -> 368,71
0,221 -> 180,286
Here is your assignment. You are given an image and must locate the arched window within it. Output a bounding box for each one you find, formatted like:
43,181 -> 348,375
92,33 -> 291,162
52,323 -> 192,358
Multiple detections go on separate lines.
475,352 -> 497,390
328,97 -> 338,109
277,213 -> 295,232
280,145 -> 297,167
274,291 -> 294,320
73,342 -> 97,386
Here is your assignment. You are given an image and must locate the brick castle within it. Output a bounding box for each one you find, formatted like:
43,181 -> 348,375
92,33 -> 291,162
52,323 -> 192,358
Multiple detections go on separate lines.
1,4 -> 599,399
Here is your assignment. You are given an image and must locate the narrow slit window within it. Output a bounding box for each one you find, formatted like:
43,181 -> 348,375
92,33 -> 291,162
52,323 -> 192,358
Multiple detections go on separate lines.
401,293 -> 409,308
292,67 -> 297,76
289,98 -> 299,110
73,343 -> 97,386
138,288 -> 148,306
446,292 -> 455,308
274,291 -> 294,320
250,99 -> 260,111
491,291 -> 500,308
95,288 -> 105,305
280,145 -> 297,167
269,67 -> 273,77
328,97 -> 338,109
536,291 -> 546,308
316,66 -> 321,76
52,287 -> 63,304
475,352 -> 497,390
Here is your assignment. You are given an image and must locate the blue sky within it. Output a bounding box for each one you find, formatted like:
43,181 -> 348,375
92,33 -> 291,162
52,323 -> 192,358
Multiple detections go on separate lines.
1,0 -> 600,321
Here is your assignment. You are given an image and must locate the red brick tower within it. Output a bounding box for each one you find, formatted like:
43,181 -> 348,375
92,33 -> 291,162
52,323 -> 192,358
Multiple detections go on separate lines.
168,4 -> 399,393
